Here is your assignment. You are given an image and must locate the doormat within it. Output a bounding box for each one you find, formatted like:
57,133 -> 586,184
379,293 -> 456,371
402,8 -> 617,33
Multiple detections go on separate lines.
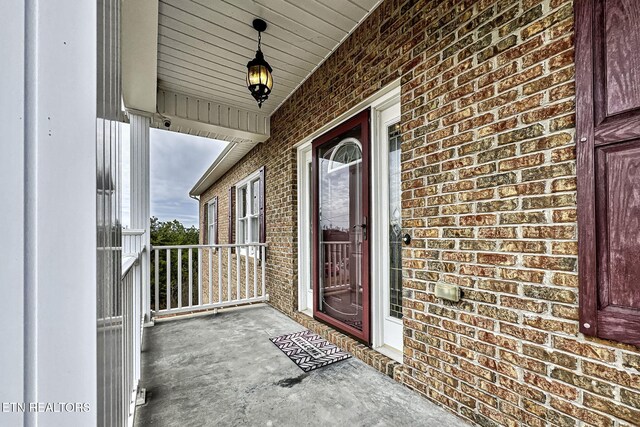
270,330 -> 351,372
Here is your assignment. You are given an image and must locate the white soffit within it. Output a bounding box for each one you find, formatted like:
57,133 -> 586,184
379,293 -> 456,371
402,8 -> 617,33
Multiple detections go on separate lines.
157,0 -> 383,116
156,89 -> 270,143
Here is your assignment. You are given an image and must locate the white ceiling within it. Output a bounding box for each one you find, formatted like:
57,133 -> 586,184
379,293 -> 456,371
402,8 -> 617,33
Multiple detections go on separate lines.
156,0 -> 382,115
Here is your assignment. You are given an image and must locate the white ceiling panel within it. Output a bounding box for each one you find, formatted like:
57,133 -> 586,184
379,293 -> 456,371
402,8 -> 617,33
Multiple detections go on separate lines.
157,0 -> 382,115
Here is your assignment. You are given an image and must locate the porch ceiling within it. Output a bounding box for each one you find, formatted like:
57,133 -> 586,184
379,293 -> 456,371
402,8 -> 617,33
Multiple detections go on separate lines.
122,1 -> 384,197
156,0 -> 382,116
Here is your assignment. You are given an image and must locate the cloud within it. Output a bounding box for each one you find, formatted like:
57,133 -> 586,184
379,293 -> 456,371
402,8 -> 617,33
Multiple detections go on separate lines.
122,124 -> 227,228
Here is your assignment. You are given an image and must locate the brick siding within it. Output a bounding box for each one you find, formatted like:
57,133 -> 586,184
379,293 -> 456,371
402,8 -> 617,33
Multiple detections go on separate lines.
199,0 -> 640,425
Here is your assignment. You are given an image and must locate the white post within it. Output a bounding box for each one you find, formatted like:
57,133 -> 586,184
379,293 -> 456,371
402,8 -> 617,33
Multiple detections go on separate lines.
129,112 -> 152,324
0,1 -> 98,425
129,113 -> 151,403
0,3 -> 26,426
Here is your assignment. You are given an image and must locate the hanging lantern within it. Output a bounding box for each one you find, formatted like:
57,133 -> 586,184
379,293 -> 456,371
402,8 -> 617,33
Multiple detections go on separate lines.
246,19 -> 273,108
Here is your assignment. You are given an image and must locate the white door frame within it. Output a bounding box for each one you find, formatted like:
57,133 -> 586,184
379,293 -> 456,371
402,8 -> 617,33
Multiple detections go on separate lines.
370,89 -> 403,361
297,144 -> 313,313
296,82 -> 402,359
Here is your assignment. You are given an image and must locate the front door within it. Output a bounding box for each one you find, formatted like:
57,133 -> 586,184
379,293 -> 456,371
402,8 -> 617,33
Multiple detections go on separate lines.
312,109 -> 370,343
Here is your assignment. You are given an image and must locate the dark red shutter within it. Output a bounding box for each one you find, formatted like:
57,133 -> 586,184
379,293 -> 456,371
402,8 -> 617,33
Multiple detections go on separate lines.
213,196 -> 219,245
576,0 -> 640,346
228,186 -> 235,246
202,203 -> 208,244
259,166 -> 266,243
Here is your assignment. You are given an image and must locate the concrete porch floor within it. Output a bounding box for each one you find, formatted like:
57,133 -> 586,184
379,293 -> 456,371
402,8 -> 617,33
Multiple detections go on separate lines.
135,304 -> 468,427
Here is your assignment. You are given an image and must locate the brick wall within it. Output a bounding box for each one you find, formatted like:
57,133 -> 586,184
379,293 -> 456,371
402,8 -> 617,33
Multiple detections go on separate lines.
197,248 -> 265,304
199,0 -> 640,425
199,137 -> 297,314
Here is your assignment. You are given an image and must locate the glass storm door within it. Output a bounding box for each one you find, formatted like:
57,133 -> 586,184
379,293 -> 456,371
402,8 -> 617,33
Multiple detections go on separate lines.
312,109 -> 370,343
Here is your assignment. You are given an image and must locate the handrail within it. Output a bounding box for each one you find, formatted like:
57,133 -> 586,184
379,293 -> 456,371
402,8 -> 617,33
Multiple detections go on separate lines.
122,254 -> 138,279
122,228 -> 145,235
151,243 -> 268,250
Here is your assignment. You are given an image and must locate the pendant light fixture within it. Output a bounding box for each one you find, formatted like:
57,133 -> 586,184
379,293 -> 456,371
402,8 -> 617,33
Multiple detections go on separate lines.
246,19 -> 273,108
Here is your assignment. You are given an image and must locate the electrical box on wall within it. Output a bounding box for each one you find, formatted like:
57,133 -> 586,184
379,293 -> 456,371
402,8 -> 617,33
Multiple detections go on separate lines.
435,282 -> 461,302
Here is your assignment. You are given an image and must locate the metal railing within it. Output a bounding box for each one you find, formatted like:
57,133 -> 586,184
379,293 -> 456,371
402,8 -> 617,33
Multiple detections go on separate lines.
150,243 -> 268,318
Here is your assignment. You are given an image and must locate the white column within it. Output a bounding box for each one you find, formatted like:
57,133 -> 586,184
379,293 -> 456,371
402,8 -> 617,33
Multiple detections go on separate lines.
0,1 -> 98,426
0,2 -> 26,426
129,112 -> 152,327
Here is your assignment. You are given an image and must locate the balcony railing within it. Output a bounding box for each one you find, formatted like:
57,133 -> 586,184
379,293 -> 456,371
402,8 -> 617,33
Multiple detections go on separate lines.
97,245 -> 143,427
151,243 -> 268,318
122,229 -> 145,255
121,254 -> 142,425
104,238 -> 267,426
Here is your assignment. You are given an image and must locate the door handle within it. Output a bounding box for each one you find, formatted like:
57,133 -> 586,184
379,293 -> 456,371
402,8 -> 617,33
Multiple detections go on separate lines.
353,216 -> 367,241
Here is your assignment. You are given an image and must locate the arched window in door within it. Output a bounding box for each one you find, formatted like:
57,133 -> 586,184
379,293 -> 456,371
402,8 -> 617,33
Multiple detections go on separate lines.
327,137 -> 362,174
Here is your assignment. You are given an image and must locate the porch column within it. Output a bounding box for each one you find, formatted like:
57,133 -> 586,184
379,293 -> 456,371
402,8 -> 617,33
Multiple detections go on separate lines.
129,112 -> 152,322
1,0 -> 98,425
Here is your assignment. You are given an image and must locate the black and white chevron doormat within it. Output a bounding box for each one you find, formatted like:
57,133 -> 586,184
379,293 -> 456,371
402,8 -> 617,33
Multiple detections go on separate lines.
269,330 -> 351,372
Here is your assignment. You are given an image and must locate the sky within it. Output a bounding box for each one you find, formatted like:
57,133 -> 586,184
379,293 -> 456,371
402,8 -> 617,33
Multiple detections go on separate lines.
122,123 -> 227,228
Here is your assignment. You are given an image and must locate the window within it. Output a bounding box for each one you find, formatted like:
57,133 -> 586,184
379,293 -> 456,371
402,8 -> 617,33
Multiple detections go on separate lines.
207,197 -> 217,245
234,167 -> 265,254
327,137 -> 362,173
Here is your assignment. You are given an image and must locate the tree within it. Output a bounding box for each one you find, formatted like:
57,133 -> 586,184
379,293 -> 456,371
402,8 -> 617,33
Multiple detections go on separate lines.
149,217 -> 200,310
150,216 -> 198,246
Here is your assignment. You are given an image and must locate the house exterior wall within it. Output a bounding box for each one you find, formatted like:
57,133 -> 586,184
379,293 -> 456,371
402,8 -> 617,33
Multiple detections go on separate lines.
198,145 -> 295,313
199,0 -> 640,425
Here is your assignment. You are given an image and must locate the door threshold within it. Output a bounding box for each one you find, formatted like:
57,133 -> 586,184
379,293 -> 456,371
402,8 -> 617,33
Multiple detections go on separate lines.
375,344 -> 403,363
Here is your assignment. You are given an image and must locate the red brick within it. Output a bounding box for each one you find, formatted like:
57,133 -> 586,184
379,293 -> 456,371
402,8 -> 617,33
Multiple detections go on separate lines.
198,1 -> 640,425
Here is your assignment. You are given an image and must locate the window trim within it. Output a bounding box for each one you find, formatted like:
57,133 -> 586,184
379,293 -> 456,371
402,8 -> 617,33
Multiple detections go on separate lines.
207,197 -> 218,245
235,169 -> 262,255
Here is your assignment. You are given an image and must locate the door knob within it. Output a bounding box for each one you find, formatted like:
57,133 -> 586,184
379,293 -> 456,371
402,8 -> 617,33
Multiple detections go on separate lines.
402,234 -> 411,245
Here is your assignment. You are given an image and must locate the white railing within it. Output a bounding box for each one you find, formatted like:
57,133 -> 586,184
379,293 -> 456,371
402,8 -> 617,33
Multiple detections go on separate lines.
97,250 -> 143,427
122,229 -> 145,255
121,254 -> 141,427
123,228 -> 151,324
150,243 -> 268,318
